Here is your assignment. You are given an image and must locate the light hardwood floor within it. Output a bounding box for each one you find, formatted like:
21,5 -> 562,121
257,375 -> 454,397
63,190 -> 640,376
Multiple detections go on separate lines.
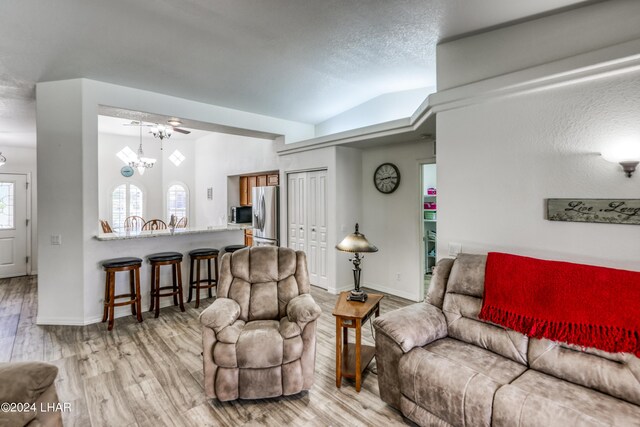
0,275 -> 416,426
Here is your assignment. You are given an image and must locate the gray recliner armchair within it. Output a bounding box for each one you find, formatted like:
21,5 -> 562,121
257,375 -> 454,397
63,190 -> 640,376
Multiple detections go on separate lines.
199,246 -> 321,401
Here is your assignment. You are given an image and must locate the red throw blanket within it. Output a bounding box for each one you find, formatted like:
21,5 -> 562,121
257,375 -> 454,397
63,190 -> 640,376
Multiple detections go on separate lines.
479,252 -> 640,357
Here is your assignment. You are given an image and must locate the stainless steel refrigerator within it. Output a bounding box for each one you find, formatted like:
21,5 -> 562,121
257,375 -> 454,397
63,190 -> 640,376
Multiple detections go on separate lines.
252,186 -> 279,246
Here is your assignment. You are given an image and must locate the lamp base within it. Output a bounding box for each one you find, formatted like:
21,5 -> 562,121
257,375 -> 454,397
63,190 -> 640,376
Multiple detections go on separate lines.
347,290 -> 368,302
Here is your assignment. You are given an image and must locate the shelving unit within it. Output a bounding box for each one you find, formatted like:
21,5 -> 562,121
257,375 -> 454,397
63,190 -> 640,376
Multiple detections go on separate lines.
424,192 -> 437,275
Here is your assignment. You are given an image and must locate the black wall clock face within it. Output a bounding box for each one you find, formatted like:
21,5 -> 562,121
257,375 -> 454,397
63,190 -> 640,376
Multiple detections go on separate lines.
374,163 -> 400,194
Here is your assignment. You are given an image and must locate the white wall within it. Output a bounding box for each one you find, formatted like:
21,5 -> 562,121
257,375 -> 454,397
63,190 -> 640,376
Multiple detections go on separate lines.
437,0 -> 640,90
334,147 -> 363,289
98,133 -> 164,226
0,146 -> 38,272
194,133 -> 278,227
423,164 -> 436,196
435,3 -> 640,272
315,87 -> 434,137
161,139 -> 196,225
360,140 -> 434,301
36,78 -> 313,325
437,70 -> 640,270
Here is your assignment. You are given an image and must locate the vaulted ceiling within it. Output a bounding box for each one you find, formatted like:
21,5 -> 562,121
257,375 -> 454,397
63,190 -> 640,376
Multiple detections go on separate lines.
0,0 -> 594,146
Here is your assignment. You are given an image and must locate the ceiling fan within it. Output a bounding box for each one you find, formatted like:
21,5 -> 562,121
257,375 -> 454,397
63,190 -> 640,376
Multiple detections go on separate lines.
124,118 -> 191,137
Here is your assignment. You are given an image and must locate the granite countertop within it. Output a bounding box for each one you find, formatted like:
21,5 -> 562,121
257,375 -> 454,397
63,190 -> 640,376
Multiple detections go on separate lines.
95,223 -> 252,241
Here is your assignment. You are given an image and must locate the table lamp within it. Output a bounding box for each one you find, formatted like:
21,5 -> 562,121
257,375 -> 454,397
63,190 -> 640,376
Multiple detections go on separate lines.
335,223 -> 378,302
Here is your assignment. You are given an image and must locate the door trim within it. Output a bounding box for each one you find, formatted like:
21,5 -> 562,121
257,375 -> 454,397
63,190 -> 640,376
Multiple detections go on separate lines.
417,158 -> 435,302
0,172 -> 32,277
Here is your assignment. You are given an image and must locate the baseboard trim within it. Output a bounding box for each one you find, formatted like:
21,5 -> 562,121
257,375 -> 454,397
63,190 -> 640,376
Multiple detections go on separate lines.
37,296 -> 200,326
362,282 -> 421,302
327,283 -> 354,295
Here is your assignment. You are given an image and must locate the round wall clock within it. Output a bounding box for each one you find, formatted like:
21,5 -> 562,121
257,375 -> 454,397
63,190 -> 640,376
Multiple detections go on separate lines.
120,166 -> 134,178
374,163 -> 401,194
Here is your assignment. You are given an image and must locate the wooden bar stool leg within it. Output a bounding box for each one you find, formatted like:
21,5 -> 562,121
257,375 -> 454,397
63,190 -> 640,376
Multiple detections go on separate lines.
149,265 -> 156,312
129,269 -> 136,315
154,265 -> 161,318
195,259 -> 201,308
188,257 -> 194,303
108,272 -> 115,331
134,267 -> 143,323
177,262 -> 185,312
102,271 -> 110,323
207,258 -> 213,299
172,264 -> 179,306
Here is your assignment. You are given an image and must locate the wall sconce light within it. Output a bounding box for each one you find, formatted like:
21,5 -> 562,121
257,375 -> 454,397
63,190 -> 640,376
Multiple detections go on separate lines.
0,152 -> 6,167
601,143 -> 640,178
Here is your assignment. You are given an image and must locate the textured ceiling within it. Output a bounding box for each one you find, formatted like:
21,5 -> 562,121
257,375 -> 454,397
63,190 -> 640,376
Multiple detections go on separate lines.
0,0 -> 593,147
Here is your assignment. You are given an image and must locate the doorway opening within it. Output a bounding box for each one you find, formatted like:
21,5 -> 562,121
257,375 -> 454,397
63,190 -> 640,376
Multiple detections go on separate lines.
421,163 -> 437,298
0,173 -> 31,278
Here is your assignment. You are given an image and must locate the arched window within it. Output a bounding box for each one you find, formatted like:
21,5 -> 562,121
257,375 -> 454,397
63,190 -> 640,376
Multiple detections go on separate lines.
112,183 -> 143,231
167,184 -> 188,222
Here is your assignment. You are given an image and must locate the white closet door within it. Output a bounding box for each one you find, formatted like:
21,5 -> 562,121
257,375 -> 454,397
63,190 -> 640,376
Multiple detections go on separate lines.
287,173 -> 306,251
307,170 -> 327,288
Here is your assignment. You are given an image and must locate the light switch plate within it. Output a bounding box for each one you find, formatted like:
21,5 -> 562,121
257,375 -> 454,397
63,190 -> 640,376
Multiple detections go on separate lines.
51,235 -> 61,245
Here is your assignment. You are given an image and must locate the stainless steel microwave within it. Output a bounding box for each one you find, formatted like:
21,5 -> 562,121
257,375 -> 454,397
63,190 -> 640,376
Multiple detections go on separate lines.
230,206 -> 252,224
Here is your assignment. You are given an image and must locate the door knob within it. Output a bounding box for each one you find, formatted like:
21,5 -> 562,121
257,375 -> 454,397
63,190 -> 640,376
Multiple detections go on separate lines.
311,227 -> 316,232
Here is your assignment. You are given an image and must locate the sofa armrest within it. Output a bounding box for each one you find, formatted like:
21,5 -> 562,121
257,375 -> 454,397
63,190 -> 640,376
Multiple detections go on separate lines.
199,298 -> 241,333
0,362 -> 59,427
373,302 -> 447,353
287,294 -> 321,326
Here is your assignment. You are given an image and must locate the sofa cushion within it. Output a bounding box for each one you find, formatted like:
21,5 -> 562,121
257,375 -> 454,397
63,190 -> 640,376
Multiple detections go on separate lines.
443,292 -> 529,364
399,338 -> 527,427
528,338 -> 640,406
493,370 -> 640,427
236,320 -> 283,368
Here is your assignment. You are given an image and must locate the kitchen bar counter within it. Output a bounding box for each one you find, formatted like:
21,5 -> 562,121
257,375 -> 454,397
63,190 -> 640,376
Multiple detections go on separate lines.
95,224 -> 252,241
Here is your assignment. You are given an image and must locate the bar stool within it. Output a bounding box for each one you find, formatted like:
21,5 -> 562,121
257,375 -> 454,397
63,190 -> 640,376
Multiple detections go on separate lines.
187,248 -> 219,308
101,257 -> 143,331
224,244 -> 247,254
148,252 -> 185,318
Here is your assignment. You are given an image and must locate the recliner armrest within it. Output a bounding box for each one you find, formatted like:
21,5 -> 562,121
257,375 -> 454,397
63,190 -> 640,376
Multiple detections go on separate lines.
373,303 -> 447,353
199,298 -> 241,333
287,294 -> 321,326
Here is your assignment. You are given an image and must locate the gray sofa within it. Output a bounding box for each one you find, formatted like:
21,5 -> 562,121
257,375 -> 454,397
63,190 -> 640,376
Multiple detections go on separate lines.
373,253 -> 640,427
199,246 -> 321,401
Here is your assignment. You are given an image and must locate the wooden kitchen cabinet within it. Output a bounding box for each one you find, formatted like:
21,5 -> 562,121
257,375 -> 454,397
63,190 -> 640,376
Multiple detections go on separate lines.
267,174 -> 279,186
247,176 -> 257,206
240,176 -> 249,206
239,172 -> 279,207
244,229 -> 253,246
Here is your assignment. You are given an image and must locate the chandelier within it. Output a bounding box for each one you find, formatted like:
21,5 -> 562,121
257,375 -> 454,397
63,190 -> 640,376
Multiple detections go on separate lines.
151,124 -> 173,150
129,126 -> 156,175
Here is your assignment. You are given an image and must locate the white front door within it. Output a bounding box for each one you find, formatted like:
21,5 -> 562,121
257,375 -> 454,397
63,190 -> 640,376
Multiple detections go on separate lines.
307,170 -> 328,288
0,174 -> 28,278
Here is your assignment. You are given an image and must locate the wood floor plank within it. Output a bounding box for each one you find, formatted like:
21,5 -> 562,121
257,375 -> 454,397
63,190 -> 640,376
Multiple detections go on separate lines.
0,276 -> 415,426
83,371 -> 137,427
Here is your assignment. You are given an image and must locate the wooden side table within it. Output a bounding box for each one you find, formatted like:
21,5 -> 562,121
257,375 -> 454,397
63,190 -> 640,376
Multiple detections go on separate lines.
332,291 -> 384,392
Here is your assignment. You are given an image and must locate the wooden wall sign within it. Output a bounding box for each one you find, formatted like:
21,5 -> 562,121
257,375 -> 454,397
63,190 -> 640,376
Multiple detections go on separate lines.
547,199 -> 640,225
